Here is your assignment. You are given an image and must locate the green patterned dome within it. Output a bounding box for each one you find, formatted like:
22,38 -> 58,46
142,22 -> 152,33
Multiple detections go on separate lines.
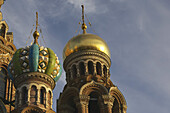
8,44 -> 62,82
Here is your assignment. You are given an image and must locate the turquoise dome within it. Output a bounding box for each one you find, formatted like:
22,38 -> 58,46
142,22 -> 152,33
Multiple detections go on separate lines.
8,43 -> 62,82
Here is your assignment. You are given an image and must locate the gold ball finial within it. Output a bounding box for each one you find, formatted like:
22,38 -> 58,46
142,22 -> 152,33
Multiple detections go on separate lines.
33,31 -> 39,44
82,23 -> 87,33
33,31 -> 40,38
81,5 -> 87,34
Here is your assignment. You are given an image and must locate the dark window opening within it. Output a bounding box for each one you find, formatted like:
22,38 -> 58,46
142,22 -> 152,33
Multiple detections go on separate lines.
40,87 -> 46,104
79,62 -> 85,75
96,62 -> 102,76
103,65 -> 107,77
88,61 -> 94,75
30,85 -> 37,103
22,87 -> 28,104
88,92 -> 100,113
112,98 -> 120,113
72,65 -> 77,78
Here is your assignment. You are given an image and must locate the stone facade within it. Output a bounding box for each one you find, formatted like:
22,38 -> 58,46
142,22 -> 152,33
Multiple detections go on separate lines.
57,49 -> 127,113
0,1 -> 16,112
11,72 -> 55,113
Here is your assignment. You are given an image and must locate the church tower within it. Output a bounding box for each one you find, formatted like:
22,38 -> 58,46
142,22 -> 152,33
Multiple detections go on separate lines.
0,0 -> 16,112
8,12 -> 62,113
57,5 -> 127,113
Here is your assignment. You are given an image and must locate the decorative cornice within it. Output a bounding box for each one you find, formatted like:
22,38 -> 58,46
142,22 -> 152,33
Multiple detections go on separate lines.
63,49 -> 111,71
14,72 -> 56,90
0,43 -> 15,54
0,53 -> 12,64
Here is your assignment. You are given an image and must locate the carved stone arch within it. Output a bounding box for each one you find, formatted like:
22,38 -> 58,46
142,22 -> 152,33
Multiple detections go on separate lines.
0,99 -> 7,113
78,61 -> 85,76
40,86 -> 46,105
77,59 -> 85,64
28,83 -> 38,89
21,106 -> 44,113
19,84 -> 29,91
39,84 -> 48,91
80,81 -> 108,96
0,63 -> 8,76
0,21 -> 9,32
0,36 -> 6,45
109,87 -> 127,113
58,87 -> 79,113
58,87 -> 79,105
6,42 -> 16,51
96,61 -> 102,76
71,63 -> 77,78
87,60 -> 94,75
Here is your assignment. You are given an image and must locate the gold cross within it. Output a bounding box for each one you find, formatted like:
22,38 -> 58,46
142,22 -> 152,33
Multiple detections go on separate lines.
81,5 -> 87,34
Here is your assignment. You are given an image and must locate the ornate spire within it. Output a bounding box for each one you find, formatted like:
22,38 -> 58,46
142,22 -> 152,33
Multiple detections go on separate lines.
0,0 -> 4,9
81,5 -> 87,34
0,0 -> 5,21
33,12 -> 40,44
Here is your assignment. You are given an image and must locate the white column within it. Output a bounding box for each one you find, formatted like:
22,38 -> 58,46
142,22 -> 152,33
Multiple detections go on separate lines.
37,88 -> 40,104
27,88 -> 31,105
85,63 -> 88,75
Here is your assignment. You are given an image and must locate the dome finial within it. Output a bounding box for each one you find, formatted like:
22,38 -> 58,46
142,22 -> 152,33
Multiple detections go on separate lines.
33,12 -> 40,44
81,5 -> 87,34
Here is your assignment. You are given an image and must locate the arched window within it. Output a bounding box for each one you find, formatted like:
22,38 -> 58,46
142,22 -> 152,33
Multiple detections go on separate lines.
0,39 -> 4,44
88,92 -> 100,113
22,87 -> 28,104
88,61 -> 94,75
0,67 -> 7,75
7,45 -> 14,50
65,96 -> 78,113
48,91 -> 52,108
103,65 -> 107,77
96,62 -> 102,76
67,69 -> 71,81
0,24 -> 6,38
79,62 -> 85,76
40,87 -> 46,105
71,65 -> 77,78
112,98 -> 120,113
30,85 -> 37,103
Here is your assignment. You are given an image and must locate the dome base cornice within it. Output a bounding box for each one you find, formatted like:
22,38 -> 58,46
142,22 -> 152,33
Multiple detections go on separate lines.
14,72 -> 55,89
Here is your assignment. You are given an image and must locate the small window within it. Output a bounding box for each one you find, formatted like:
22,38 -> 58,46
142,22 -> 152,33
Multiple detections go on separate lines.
72,65 -> 77,78
22,87 -> 28,104
103,65 -> 107,77
30,85 -> 37,103
40,87 -> 46,104
88,61 -> 94,75
79,62 -> 85,75
96,62 -> 102,76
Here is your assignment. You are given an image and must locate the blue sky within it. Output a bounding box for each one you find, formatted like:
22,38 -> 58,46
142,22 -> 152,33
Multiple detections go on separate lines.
2,0 -> 170,112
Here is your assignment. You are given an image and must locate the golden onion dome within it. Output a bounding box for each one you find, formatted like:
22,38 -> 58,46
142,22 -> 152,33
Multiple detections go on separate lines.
63,33 -> 111,60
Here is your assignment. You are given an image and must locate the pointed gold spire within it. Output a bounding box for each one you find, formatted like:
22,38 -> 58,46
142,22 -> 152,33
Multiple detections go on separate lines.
0,0 -> 5,21
81,5 -> 87,34
0,0 -> 4,9
33,12 -> 40,44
